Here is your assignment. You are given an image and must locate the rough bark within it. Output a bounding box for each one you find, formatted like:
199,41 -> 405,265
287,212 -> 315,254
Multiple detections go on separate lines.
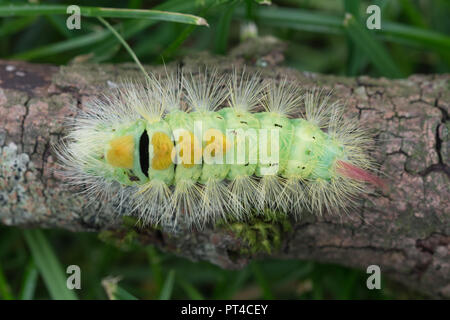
0,38 -> 449,298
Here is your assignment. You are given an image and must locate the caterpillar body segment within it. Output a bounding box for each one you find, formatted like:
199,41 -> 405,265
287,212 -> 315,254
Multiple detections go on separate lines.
57,69 -> 382,228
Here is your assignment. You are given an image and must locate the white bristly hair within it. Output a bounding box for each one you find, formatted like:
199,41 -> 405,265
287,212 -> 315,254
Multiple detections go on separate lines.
183,68 -> 228,112
260,78 -> 303,117
55,68 -> 383,230
228,67 -> 265,112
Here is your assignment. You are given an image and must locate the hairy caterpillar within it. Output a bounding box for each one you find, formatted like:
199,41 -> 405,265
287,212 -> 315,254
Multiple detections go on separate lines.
56,68 -> 384,229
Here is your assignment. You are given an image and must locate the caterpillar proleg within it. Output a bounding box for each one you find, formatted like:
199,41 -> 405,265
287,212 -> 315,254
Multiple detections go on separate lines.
56,68 -> 384,229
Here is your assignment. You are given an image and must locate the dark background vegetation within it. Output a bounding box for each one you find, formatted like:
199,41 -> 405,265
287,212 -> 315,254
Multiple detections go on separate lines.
0,0 -> 448,299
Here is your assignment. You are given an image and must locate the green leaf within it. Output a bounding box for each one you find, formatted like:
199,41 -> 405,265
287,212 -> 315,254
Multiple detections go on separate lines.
23,229 -> 78,300
19,260 -> 38,300
0,4 -> 208,26
159,269 -> 176,300
343,13 -> 403,78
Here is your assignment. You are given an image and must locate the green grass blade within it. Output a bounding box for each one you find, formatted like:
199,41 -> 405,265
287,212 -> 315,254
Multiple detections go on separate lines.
147,247 -> 163,294
87,19 -> 151,63
89,42 -> 121,62
247,6 -> 343,34
399,0 -> 427,29
129,0 -> 143,9
381,22 -> 450,52
178,278 -> 204,300
133,24 -> 178,60
0,16 -> 36,38
159,269 -> 175,300
214,1 -> 237,54
23,229 -> 78,300
97,16 -> 149,79
343,0 -> 368,76
44,14 -> 75,39
0,263 -> 14,300
250,262 -> 274,299
214,269 -> 250,299
158,3 -> 213,62
11,30 -> 109,60
238,6 -> 450,55
114,286 -> 138,300
19,260 -> 38,300
159,23 -> 197,62
9,0 -> 217,61
343,13 -> 403,78
0,4 -> 208,26
102,277 -> 138,300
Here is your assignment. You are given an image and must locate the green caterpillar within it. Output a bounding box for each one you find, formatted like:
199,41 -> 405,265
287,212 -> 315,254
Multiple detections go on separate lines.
57,69 -> 384,229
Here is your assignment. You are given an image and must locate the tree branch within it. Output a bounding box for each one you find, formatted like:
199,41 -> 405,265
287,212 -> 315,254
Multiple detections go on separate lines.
0,38 -> 448,298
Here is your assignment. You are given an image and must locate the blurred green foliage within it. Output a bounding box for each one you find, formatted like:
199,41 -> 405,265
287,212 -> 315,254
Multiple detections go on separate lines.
1,0 -> 447,299
1,0 -> 449,75
1,226 -> 398,299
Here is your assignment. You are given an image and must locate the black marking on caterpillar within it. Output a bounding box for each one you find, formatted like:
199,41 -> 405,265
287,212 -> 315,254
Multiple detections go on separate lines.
55,69 -> 384,229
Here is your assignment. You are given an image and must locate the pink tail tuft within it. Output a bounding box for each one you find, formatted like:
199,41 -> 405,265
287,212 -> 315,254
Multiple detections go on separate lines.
336,160 -> 386,190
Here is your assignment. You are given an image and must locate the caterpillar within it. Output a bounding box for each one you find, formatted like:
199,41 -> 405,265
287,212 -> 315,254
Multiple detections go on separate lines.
56,68 -> 384,229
